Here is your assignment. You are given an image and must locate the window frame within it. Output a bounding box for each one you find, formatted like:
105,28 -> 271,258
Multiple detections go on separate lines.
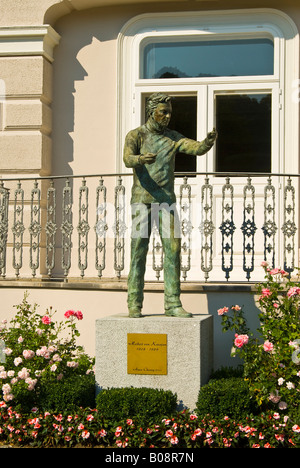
117,9 -> 299,281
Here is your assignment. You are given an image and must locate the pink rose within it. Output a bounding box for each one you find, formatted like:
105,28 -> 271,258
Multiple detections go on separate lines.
269,267 -> 288,276
64,310 -> 75,318
269,268 -> 281,275
234,334 -> 249,348
75,311 -> 83,320
23,349 -> 35,359
261,288 -> 271,297
42,315 -> 51,325
217,307 -> 229,316
287,287 -> 300,298
263,340 -> 274,352
64,310 -> 83,320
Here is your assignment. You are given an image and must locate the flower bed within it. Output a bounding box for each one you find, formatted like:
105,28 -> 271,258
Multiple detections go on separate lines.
0,402 -> 299,448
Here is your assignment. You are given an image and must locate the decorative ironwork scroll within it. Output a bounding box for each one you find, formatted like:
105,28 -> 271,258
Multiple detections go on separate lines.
262,177 -> 277,268
113,176 -> 126,278
12,181 -> 25,277
241,177 -> 257,281
199,176 -> 214,282
29,180 -> 41,277
179,176 -> 192,281
0,181 -> 9,278
77,178 -> 90,278
282,177 -> 297,274
152,223 -> 163,280
219,177 -> 235,281
95,178 -> 107,278
61,179 -> 73,277
45,180 -> 57,277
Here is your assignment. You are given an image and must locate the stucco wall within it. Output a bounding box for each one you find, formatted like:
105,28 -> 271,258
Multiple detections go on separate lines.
0,283 -> 261,370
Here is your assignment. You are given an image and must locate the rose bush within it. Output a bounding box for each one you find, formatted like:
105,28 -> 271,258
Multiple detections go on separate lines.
218,263 -> 300,417
0,293 -> 94,411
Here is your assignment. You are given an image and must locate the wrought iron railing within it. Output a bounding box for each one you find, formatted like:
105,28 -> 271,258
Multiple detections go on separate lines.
0,172 -> 298,283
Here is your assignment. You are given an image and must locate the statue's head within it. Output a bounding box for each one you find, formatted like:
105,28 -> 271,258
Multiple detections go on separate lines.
146,93 -> 171,118
146,93 -> 172,129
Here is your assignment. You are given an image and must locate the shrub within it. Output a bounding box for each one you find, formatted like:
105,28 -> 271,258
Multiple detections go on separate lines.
96,387 -> 177,425
38,373 -> 96,412
209,365 -> 244,380
196,377 -> 258,419
0,293 -> 94,412
218,264 -> 300,416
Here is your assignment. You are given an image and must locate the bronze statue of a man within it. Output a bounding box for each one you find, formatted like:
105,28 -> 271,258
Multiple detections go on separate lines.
123,92 -> 217,318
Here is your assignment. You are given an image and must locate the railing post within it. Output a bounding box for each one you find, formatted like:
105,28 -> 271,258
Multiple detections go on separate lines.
95,177 -> 107,278
241,177 -> 256,281
29,180 -> 41,277
219,177 -> 235,281
0,181 -> 9,278
113,176 -> 126,278
262,176 -> 277,268
179,176 -> 192,281
45,179 -> 57,277
61,178 -> 73,278
77,178 -> 90,278
12,181 -> 24,278
282,176 -> 297,274
200,176 -> 214,282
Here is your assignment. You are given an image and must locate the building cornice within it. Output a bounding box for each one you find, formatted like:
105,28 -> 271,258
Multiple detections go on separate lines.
0,25 -> 61,62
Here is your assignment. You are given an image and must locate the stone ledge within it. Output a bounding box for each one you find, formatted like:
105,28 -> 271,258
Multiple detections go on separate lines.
0,277 -> 258,292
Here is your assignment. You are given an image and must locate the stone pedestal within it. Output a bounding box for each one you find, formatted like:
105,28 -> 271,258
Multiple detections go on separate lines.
95,314 -> 213,411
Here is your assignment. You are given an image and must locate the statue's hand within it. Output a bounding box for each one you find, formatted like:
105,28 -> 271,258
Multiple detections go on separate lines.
207,128 -> 217,145
139,153 -> 157,165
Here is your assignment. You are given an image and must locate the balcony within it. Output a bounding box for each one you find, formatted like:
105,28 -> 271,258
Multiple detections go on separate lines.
0,172 -> 298,286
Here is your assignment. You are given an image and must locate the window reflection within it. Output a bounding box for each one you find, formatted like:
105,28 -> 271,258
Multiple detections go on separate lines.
142,38 -> 274,79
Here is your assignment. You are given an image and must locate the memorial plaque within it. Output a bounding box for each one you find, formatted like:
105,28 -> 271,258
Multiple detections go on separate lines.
127,333 -> 167,375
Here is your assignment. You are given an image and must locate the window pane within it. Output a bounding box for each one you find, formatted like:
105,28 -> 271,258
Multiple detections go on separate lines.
170,96 -> 197,176
215,94 -> 271,173
142,38 -> 274,79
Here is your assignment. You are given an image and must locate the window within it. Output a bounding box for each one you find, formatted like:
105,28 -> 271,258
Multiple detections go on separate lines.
142,38 -> 274,79
118,9 -> 298,175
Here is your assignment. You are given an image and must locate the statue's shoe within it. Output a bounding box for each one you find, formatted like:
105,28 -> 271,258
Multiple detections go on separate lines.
128,308 -> 142,318
165,307 -> 192,318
